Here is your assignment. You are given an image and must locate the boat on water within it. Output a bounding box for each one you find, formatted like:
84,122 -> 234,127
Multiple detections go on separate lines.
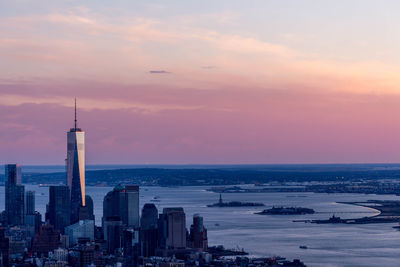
312,215 -> 344,224
150,196 -> 161,202
299,245 -> 308,249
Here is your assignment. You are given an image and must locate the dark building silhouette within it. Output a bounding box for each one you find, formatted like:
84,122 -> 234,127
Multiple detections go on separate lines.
47,186 -> 71,234
25,192 -> 42,238
102,185 -> 139,254
103,185 -> 140,229
103,216 -> 123,254
188,214 -> 208,251
0,212 -> 6,226
158,208 -> 186,250
25,191 -> 35,215
140,203 -> 158,257
79,244 -> 94,267
5,164 -> 25,226
85,195 -> 95,220
0,227 -> 10,267
141,204 -> 158,229
6,186 -> 24,226
78,195 -> 95,221
4,164 -> 21,185
123,229 -> 139,267
78,206 -> 90,221
70,242 -> 95,267
32,224 -> 61,256
25,212 -> 42,238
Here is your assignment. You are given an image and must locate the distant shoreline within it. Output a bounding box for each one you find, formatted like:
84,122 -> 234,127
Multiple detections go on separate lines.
3,164 -> 400,189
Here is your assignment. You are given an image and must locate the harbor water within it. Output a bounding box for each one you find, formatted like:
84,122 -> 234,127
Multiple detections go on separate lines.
1,184 -> 400,267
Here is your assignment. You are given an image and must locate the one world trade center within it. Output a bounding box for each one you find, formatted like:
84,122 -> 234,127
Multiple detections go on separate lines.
66,99 -> 86,223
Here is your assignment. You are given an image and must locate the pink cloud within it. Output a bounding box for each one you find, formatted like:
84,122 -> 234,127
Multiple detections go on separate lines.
2,9 -> 400,164
1,79 -> 400,164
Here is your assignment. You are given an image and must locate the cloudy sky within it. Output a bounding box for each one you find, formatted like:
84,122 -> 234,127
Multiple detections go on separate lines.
1,0 -> 400,164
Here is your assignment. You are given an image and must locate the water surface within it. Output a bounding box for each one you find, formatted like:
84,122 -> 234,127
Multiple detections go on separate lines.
1,185 -> 399,267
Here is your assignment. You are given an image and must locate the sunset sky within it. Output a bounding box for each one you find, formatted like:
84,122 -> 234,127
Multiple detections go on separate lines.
2,0 -> 400,164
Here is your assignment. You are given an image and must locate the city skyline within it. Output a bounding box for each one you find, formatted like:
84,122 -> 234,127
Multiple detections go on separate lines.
2,1 -> 400,164
2,2 -> 400,267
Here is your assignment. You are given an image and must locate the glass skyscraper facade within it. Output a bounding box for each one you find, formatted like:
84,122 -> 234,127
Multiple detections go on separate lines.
5,164 -> 21,185
140,203 -> 158,257
158,207 -> 186,249
66,101 -> 86,223
103,185 -> 140,228
25,190 -> 35,215
5,164 -> 25,226
48,185 -> 71,234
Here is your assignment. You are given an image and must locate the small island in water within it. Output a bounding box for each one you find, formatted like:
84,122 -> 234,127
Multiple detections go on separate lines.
256,206 -> 315,215
207,194 -> 265,207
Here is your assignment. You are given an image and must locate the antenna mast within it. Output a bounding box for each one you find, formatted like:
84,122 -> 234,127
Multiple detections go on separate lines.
74,98 -> 77,130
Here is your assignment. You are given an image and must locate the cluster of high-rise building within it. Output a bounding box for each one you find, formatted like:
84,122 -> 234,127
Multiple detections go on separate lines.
0,163 -> 209,267
0,103 -> 209,267
0,102 -> 305,267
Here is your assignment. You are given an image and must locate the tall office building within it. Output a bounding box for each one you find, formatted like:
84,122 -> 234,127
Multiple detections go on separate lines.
103,185 -> 140,228
6,187 -> 24,226
5,164 -> 24,226
123,228 -> 140,267
188,214 -> 208,251
103,217 -> 123,254
25,191 -> 38,238
66,100 -> 86,223
140,204 -> 158,257
4,164 -> 21,185
158,208 -> 186,250
25,212 -> 42,238
25,191 -> 35,215
48,186 -> 71,234
141,204 -> 158,230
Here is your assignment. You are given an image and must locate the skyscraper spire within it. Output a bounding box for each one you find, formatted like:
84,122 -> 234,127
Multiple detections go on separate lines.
67,97 -> 86,223
74,98 -> 77,130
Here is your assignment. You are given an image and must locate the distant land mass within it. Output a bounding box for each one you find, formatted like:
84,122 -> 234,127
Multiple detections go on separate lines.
1,164 -> 400,186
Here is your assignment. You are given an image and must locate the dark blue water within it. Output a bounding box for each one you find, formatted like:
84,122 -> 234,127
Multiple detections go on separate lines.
0,184 -> 399,267
2,164 -> 400,266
